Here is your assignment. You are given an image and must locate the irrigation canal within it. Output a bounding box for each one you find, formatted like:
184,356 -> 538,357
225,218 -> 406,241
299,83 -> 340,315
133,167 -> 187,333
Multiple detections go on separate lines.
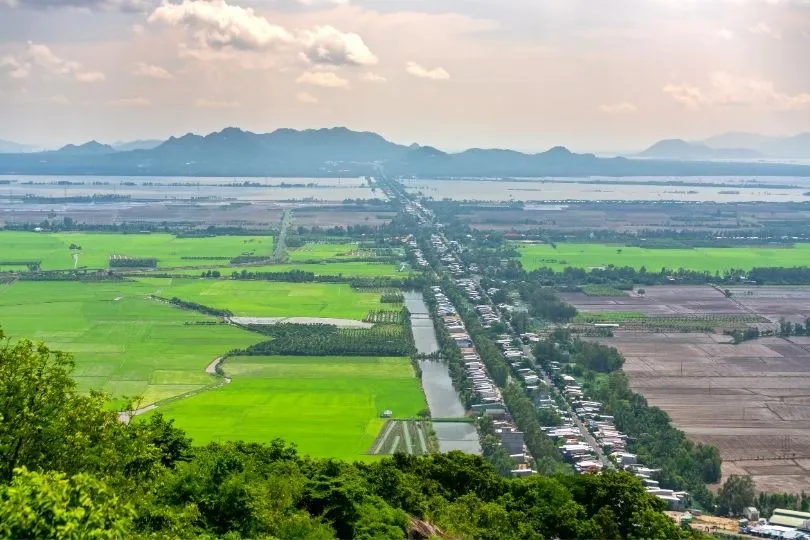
404,291 -> 482,454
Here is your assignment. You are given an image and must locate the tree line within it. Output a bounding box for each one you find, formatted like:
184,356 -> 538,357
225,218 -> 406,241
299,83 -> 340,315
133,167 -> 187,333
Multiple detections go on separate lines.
0,326 -> 703,539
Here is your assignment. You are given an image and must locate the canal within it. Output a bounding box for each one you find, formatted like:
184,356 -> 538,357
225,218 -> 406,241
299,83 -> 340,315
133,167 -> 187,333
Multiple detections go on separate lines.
404,291 -> 481,454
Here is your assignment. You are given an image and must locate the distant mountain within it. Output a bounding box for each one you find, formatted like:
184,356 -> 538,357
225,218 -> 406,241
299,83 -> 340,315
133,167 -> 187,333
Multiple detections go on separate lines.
702,132 -> 810,159
53,141 -> 117,156
112,139 -> 163,152
0,139 -> 43,154
636,139 -> 762,160
0,126 -> 809,177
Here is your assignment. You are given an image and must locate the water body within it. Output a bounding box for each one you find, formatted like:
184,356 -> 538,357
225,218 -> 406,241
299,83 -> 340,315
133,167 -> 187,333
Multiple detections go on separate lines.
402,177 -> 810,203
404,291 -> 481,454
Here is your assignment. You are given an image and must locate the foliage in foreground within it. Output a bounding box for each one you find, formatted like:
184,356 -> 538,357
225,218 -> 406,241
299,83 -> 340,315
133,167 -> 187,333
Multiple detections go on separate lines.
0,328 -> 701,539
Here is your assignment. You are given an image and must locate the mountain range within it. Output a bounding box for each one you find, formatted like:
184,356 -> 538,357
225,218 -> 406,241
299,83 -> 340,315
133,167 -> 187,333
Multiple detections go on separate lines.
638,132 -> 810,161
1,127 -> 810,177
0,139 -> 45,154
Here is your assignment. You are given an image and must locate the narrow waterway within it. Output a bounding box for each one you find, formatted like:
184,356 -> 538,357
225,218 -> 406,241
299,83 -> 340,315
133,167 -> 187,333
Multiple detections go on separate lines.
404,291 -> 482,454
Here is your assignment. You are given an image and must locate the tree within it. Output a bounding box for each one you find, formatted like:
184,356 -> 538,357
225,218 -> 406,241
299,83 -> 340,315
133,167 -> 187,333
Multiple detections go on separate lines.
0,467 -> 134,539
717,475 -> 755,516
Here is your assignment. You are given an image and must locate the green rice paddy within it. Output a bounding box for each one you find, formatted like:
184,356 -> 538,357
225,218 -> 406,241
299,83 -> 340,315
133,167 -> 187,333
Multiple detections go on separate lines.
169,261 -> 407,278
0,231 -> 273,270
517,242 -> 810,273
154,355 -> 425,459
0,280 -> 262,405
142,278 -> 388,319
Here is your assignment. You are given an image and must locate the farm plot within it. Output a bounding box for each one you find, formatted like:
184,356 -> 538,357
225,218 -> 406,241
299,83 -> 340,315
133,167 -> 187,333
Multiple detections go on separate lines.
0,231 -> 273,270
368,420 -> 432,455
564,285 -> 772,332
154,355 -> 425,459
177,261 -> 407,278
137,278 -> 389,320
0,280 -> 262,405
594,331 -> 810,493
287,242 -> 372,262
517,242 -> 810,273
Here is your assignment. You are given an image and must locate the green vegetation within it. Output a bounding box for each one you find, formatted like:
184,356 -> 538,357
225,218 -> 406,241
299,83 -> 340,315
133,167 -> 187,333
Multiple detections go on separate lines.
141,279 -> 388,320
581,284 -> 629,296
0,231 -> 274,270
167,261 -> 407,278
151,355 -> 424,459
574,311 -> 646,322
288,242 -> 370,262
518,242 -> 810,273
0,329 -> 699,538
0,280 -> 261,405
239,323 -> 413,357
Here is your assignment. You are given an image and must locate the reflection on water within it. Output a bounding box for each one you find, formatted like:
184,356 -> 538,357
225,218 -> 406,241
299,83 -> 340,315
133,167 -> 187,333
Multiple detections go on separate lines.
404,291 -> 481,454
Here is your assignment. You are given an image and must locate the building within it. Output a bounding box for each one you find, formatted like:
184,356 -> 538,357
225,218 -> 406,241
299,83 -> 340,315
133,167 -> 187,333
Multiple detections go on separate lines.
769,509 -> 810,530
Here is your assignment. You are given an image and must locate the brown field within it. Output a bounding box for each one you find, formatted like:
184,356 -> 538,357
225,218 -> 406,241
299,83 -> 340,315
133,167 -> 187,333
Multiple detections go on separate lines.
446,201 -> 810,233
570,285 -> 810,492
593,329 -> 810,493
291,207 -> 396,227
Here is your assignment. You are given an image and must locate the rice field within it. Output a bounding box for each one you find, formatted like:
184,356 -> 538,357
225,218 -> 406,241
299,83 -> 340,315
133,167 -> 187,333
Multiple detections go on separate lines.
517,242 -> 810,273
154,355 -> 426,459
0,231 -> 274,270
0,280 -> 262,405
140,278 -> 389,320
167,261 -> 408,278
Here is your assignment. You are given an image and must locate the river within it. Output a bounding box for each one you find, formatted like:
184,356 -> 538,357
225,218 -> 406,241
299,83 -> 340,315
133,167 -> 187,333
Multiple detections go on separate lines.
404,291 -> 481,454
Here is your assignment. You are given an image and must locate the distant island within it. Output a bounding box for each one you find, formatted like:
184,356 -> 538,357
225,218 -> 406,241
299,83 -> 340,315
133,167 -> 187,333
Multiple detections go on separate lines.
2,127 -> 810,177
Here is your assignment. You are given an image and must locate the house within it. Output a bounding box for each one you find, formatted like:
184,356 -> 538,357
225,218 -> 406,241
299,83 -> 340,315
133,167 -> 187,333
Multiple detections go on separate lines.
769,509 -> 810,529
380,410 -> 393,418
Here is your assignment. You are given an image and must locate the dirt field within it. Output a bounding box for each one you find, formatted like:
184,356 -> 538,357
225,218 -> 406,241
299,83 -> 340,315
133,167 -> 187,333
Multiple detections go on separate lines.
596,331 -> 810,492
291,207 -> 396,227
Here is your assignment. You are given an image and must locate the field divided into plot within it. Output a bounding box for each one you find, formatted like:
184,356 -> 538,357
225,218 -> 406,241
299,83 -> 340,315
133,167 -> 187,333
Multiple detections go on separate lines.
155,355 -> 425,459
0,280 -> 262,405
169,261 -> 406,278
287,242 -> 371,262
139,278 -> 387,320
517,242 -> 810,273
0,231 -> 273,270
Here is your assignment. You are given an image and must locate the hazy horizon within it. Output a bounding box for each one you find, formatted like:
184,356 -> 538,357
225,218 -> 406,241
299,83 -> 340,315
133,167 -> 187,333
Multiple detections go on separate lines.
1,0 -> 809,151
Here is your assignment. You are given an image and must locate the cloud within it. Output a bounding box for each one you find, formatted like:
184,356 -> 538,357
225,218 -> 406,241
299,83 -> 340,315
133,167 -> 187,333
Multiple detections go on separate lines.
132,24 -> 145,35
108,96 -> 151,107
296,91 -> 318,104
750,22 -> 782,39
298,25 -> 377,66
148,0 -> 294,50
147,0 -> 377,68
362,71 -> 387,83
4,0 -> 151,12
133,62 -> 172,79
599,102 -> 638,114
193,98 -> 240,108
664,72 -> 810,110
717,28 -> 734,40
295,70 -> 349,88
75,71 -> 106,82
0,42 -> 104,83
405,61 -> 450,81
47,94 -> 70,105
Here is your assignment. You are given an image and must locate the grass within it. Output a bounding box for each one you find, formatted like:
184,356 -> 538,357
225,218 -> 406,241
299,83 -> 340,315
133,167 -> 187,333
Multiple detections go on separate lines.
574,311 -> 646,322
154,355 -> 425,459
580,284 -> 629,296
0,231 -> 273,270
138,278 -> 388,320
287,242 -> 371,262
164,261 -> 408,278
517,242 -> 810,273
0,280 -> 262,405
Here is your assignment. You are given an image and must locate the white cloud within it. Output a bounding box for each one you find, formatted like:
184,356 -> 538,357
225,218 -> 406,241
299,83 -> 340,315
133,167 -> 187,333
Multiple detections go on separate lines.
599,102 -> 638,114
664,72 -> 810,110
133,62 -> 172,79
147,0 -> 377,68
0,42 -> 104,83
148,0 -> 294,50
717,28 -> 734,40
108,96 -> 151,107
193,98 -> 240,108
298,25 -> 377,66
295,70 -> 349,88
132,24 -> 145,35
296,91 -> 318,104
362,71 -> 387,83
4,0 -> 151,11
47,94 -> 70,105
75,71 -> 106,83
405,61 -> 450,81
750,22 -> 782,39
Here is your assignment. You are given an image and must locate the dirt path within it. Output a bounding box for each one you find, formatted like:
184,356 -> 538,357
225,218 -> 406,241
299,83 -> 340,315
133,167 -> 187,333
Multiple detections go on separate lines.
205,356 -> 225,375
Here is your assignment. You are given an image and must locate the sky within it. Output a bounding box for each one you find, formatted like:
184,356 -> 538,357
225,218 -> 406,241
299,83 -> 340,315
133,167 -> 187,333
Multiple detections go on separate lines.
0,0 -> 809,152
